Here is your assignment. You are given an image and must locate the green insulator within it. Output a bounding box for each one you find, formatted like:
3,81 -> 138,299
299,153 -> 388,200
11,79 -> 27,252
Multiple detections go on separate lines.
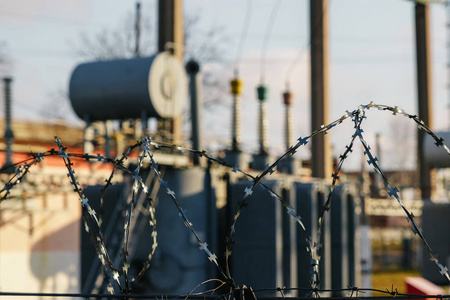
256,84 -> 269,102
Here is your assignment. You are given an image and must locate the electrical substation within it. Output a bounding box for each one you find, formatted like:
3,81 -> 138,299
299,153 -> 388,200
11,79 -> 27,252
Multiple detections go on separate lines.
67,43 -> 362,295
1,0 -> 450,298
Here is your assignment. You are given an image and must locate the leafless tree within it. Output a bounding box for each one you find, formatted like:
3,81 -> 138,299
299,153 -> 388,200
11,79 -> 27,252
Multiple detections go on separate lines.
183,14 -> 229,110
75,9 -> 155,60
47,89 -> 74,121
73,8 -> 229,110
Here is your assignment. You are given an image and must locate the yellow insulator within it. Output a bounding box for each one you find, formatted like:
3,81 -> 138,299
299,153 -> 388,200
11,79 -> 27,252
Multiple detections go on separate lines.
230,78 -> 243,96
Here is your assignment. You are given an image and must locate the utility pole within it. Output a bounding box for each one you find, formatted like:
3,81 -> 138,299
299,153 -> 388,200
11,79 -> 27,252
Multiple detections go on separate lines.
415,2 -> 433,201
447,0 -> 450,130
135,1 -> 149,137
158,0 -> 184,59
310,0 -> 331,179
135,1 -> 141,57
3,77 -> 14,170
158,0 -> 184,144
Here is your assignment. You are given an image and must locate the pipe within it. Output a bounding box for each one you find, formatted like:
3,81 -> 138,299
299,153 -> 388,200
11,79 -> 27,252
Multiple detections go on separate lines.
186,60 -> 202,165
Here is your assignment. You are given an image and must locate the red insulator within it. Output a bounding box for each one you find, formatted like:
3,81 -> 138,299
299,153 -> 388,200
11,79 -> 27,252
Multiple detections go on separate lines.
283,91 -> 293,106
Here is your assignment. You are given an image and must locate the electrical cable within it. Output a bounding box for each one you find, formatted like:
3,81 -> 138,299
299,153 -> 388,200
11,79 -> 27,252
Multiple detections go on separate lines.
233,0 -> 252,76
284,0 -> 340,90
12,99 -> 62,119
259,0 -> 283,84
447,0 -> 450,129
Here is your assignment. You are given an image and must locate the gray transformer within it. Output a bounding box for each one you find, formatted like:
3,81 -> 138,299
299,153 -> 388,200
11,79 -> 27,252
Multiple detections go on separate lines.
69,52 -> 187,121
293,181 -> 331,291
420,202 -> 450,285
228,179 -> 360,295
330,184 -> 360,292
136,167 -> 217,294
230,180 -> 289,291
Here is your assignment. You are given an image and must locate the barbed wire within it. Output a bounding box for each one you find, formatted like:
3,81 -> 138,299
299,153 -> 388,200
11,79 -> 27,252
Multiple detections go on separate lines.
222,102 -> 450,290
0,286 -> 449,299
0,141 -> 149,294
98,141 -> 141,227
0,102 -> 449,297
55,137 -> 126,293
0,137 -> 230,294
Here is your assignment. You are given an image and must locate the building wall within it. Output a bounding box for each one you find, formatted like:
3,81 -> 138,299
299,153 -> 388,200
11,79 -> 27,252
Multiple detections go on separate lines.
0,191 -> 81,297
0,120 -> 118,297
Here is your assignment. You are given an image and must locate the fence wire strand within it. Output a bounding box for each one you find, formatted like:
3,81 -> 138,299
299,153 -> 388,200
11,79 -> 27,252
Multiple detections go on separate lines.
0,103 -> 449,297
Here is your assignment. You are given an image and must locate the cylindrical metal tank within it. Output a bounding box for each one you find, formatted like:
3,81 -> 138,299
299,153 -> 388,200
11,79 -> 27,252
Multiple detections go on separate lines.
69,52 -> 187,121
423,131 -> 450,168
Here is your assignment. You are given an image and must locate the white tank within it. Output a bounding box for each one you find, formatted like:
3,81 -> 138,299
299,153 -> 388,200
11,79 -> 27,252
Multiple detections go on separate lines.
69,52 -> 187,121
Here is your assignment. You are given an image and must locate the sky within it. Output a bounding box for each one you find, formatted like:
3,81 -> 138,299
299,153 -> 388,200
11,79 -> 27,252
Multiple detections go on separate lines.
0,0 -> 448,171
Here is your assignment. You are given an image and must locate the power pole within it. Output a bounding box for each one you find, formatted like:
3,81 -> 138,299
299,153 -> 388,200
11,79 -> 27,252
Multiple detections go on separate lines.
3,77 -> 14,170
158,0 -> 184,59
135,1 -> 141,57
447,0 -> 450,129
158,0 -> 184,144
134,1 -> 147,137
415,2 -> 433,201
119,1 -> 143,149
310,0 -> 331,179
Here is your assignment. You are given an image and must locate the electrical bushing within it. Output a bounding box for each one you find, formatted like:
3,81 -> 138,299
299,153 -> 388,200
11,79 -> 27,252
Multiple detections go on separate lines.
283,91 -> 293,106
256,84 -> 269,102
230,78 -> 243,96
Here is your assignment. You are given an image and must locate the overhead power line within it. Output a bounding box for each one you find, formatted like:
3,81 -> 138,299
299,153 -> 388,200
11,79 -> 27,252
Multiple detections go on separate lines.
259,0 -> 283,84
234,0 -> 252,76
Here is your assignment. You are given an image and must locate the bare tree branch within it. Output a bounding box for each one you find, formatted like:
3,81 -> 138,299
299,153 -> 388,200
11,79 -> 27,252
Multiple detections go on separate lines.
70,6 -> 229,126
